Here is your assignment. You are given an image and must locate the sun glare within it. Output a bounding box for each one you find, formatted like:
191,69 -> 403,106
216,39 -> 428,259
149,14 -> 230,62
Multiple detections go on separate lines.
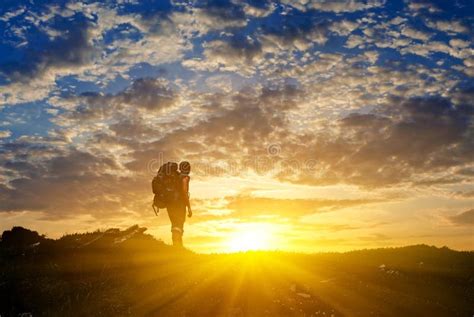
226,224 -> 275,252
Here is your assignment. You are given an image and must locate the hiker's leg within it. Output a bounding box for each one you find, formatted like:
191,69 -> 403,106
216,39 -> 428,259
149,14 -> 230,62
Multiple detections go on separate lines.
174,203 -> 186,246
167,202 -> 186,247
167,207 -> 180,246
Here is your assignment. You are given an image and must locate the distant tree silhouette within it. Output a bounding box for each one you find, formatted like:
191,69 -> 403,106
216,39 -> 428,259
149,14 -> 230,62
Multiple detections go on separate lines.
1,226 -> 45,248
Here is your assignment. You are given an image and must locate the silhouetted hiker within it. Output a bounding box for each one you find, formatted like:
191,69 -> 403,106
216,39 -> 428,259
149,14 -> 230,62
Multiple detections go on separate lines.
152,161 -> 192,247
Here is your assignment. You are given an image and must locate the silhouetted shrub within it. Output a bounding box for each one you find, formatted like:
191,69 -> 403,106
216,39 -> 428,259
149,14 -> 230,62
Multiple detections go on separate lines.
1,226 -> 45,249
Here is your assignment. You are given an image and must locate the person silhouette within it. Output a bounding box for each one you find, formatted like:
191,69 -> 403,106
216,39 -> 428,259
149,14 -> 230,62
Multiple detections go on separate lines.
166,161 -> 192,247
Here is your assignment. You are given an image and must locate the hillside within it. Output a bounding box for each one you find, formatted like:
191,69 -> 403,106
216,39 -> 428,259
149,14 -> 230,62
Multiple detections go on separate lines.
1,226 -> 473,317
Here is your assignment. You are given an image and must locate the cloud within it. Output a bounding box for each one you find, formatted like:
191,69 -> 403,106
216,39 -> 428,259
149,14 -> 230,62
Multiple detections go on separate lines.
0,0 -> 472,239
448,209 -> 474,225
1,77 -> 390,217
345,34 -> 366,49
0,6 -> 26,22
407,1 -> 440,13
100,79 -> 473,189
449,39 -> 470,48
0,17 -> 95,84
461,57 -> 474,77
56,77 -> 177,114
260,14 -> 330,52
452,191 -> 474,199
172,0 -> 248,36
243,1 -> 275,17
0,1 -> 190,104
46,77 -> 180,146
184,35 -> 263,76
425,20 -> 470,35
0,130 -> 12,138
222,194 -> 383,219
118,78 -> 177,111
329,20 -> 360,36
124,85 -> 302,172
0,144 -> 124,215
271,93 -> 474,187
282,0 -> 386,12
190,192 -> 385,225
401,26 -> 432,41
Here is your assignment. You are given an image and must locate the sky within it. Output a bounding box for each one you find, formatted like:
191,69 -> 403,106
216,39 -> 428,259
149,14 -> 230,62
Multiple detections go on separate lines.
0,0 -> 473,253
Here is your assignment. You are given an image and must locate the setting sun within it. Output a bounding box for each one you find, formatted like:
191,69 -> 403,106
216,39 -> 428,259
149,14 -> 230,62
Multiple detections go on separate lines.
226,224 -> 276,252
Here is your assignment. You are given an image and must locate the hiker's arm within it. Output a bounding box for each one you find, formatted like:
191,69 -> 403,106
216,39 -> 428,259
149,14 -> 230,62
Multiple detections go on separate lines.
182,176 -> 192,217
186,193 -> 192,217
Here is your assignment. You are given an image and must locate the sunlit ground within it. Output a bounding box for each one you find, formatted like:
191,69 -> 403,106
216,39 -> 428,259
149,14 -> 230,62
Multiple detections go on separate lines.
1,226 -> 472,317
128,248 -> 469,317
132,252 -> 342,316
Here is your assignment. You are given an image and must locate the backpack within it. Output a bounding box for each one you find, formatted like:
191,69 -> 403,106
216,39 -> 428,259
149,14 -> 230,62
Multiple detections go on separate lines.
152,162 -> 180,209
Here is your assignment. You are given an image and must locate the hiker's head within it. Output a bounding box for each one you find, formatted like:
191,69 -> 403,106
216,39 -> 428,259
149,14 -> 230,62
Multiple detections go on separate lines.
179,161 -> 191,175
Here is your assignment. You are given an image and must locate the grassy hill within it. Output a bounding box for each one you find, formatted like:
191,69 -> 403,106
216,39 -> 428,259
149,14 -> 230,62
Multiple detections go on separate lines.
1,226 -> 473,317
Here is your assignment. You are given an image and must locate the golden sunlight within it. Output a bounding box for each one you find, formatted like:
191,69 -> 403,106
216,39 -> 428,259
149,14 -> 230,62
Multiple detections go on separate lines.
226,223 -> 276,252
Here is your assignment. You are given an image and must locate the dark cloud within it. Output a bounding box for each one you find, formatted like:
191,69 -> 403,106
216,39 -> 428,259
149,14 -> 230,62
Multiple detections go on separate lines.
62,77 -> 177,123
125,85 -> 302,173
453,190 -> 474,198
0,15 -> 95,83
288,95 -> 474,187
118,78 -> 177,111
109,118 -> 161,140
0,134 -> 147,217
0,77 -> 177,215
0,145 -> 129,214
283,0 -> 386,13
357,96 -> 472,167
448,209 -> 474,225
207,35 -> 263,64
1,79 -> 472,218
196,0 -> 247,24
74,80 -> 472,189
260,11 -> 331,49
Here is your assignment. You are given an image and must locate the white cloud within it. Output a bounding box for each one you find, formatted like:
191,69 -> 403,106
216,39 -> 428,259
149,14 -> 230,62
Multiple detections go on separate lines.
449,39 -> 470,49
345,34 -> 365,48
282,0 -> 386,12
462,57 -> 474,77
408,2 -> 440,13
0,130 -> 12,138
426,20 -> 469,35
364,51 -> 379,64
401,26 -> 431,41
389,17 -> 406,25
0,6 -> 26,22
330,20 -> 360,36
0,78 -> 56,104
243,3 -> 276,17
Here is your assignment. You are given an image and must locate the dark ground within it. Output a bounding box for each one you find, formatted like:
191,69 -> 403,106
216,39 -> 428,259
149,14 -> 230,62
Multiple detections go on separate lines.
1,226 -> 473,317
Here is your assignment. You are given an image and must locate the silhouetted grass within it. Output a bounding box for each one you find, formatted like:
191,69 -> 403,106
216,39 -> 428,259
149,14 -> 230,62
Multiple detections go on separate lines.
1,226 -> 473,316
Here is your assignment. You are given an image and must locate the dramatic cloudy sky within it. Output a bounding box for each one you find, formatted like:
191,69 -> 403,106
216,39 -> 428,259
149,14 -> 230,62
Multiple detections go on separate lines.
0,0 -> 473,252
